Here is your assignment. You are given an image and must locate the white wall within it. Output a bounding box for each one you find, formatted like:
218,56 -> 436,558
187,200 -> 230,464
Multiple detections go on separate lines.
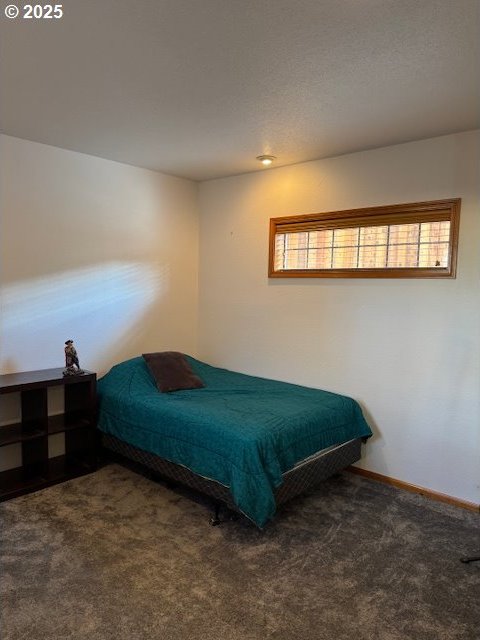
0,135 -> 199,376
0,135 -> 199,469
198,130 -> 480,505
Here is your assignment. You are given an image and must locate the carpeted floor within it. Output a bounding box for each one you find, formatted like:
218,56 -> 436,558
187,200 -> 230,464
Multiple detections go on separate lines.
1,464 -> 479,640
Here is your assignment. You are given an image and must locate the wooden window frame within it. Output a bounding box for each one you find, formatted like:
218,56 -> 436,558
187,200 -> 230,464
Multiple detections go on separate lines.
268,199 -> 460,279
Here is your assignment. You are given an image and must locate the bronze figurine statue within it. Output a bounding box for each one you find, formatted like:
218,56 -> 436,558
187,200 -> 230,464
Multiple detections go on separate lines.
63,340 -> 84,376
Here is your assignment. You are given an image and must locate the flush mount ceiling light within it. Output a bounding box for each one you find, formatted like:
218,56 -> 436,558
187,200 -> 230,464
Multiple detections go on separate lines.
256,155 -> 276,167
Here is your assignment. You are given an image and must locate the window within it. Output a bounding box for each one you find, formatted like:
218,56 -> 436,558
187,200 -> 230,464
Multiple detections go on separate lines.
269,199 -> 460,278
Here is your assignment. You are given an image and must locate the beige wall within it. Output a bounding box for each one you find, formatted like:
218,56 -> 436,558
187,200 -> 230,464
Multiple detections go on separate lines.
0,135 -> 199,376
0,135 -> 199,470
198,130 -> 480,505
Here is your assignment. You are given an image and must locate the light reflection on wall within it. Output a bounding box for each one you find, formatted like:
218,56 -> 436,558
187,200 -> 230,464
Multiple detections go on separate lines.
0,261 -> 167,374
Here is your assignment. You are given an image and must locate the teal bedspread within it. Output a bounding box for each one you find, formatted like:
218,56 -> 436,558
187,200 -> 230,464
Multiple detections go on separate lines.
97,356 -> 372,527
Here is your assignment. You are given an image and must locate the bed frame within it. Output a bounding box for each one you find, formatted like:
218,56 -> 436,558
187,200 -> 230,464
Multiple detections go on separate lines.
101,433 -> 362,526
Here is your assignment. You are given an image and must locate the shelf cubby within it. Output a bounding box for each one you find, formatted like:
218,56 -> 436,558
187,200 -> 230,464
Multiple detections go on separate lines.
0,368 -> 97,501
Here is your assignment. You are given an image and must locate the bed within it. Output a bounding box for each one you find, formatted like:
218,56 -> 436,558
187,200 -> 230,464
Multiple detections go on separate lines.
97,354 -> 372,527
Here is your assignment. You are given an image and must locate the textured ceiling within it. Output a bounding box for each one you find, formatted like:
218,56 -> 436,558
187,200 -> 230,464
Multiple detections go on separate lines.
1,0 -> 479,181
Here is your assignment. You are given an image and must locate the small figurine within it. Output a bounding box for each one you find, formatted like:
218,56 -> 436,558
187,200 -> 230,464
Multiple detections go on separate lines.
63,340 -> 84,376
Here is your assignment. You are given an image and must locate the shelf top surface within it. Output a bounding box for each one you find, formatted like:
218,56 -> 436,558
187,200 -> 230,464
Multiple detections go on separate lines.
0,368 -> 96,391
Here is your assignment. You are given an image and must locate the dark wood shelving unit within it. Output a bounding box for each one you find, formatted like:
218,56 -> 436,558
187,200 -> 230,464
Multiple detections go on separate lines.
48,413 -> 91,434
0,423 -> 46,446
0,368 -> 97,501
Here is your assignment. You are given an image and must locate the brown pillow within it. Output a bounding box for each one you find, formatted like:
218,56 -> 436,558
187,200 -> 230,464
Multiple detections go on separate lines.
142,352 -> 205,393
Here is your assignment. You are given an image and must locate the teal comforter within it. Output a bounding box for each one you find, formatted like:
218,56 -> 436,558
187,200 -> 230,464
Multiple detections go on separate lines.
97,356 -> 372,527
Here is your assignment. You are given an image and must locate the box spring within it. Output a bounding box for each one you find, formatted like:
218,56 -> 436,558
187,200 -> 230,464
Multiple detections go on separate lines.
102,433 -> 361,519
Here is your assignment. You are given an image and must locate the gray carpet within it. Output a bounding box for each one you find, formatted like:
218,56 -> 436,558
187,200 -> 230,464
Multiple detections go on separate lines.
1,464 -> 479,640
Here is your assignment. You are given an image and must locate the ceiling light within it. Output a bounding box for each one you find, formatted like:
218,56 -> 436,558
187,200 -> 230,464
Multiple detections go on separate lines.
256,155 -> 276,167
